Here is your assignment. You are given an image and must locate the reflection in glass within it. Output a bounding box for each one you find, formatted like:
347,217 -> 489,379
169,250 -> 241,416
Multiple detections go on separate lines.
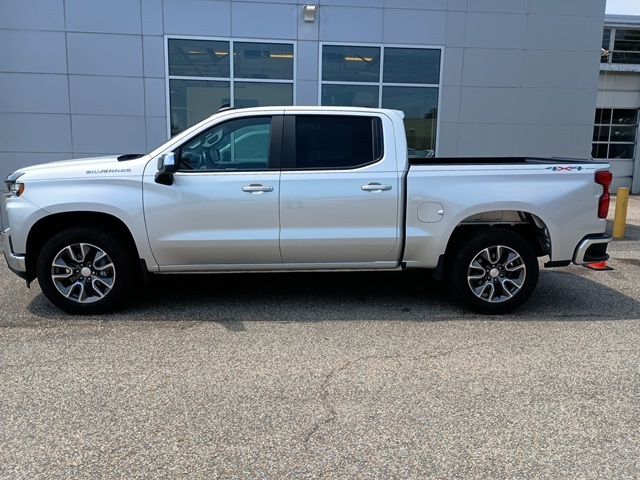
382,86 -> 438,156
608,143 -> 635,159
322,45 -> 381,82
321,84 -> 379,108
592,126 -> 610,142
234,42 -> 294,80
168,39 -> 230,77
169,79 -> 230,136
610,126 -> 637,142
234,82 -> 293,108
612,109 -> 638,125
595,108 -> 612,124
383,48 -> 441,84
591,143 -> 608,159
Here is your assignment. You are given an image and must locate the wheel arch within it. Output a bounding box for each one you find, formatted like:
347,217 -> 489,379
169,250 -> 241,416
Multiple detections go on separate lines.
25,211 -> 141,283
434,209 -> 551,280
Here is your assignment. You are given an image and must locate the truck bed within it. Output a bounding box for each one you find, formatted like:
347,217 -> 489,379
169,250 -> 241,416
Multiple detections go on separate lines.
409,156 -> 596,166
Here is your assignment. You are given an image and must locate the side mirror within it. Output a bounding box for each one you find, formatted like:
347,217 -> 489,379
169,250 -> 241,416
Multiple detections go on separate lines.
155,152 -> 177,185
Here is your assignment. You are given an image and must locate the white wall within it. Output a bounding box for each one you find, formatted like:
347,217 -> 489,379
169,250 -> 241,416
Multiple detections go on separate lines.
0,0 -> 606,183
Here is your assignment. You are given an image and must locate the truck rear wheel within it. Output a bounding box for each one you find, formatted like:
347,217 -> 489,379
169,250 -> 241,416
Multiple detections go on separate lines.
448,229 -> 539,314
36,227 -> 135,314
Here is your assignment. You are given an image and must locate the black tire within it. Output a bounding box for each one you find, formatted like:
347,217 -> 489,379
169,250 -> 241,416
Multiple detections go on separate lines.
448,228 -> 539,314
36,227 -> 136,314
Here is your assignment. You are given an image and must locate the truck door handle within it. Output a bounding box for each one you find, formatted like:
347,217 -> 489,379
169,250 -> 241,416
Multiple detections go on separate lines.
242,184 -> 274,194
361,183 -> 392,192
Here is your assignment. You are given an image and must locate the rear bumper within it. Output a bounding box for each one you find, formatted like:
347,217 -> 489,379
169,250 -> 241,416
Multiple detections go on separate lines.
2,227 -> 27,279
572,233 -> 611,265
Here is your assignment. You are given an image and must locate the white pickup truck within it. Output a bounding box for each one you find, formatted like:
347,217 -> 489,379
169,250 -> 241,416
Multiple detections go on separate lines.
2,106 -> 612,314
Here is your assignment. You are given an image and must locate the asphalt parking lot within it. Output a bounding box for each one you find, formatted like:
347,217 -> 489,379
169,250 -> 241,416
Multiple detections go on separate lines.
1,201 -> 639,479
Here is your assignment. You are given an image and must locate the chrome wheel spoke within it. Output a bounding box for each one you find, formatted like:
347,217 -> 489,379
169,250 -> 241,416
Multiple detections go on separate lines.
51,243 -> 116,304
467,244 -> 526,304
94,262 -> 114,272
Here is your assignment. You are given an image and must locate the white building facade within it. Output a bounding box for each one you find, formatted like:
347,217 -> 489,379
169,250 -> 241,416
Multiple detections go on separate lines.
597,14 -> 640,193
1,0 -> 607,187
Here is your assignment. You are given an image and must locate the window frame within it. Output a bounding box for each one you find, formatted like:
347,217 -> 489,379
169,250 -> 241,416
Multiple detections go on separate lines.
317,42 -> 443,156
281,114 -> 384,171
174,115 -> 283,173
601,26 -> 640,65
592,108 -> 639,161
165,35 -> 297,138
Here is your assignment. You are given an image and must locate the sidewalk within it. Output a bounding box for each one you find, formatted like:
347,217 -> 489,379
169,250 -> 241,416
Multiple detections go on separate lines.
608,194 -> 640,241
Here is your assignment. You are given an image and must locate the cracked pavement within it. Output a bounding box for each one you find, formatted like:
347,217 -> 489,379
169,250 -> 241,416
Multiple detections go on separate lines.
1,238 -> 640,479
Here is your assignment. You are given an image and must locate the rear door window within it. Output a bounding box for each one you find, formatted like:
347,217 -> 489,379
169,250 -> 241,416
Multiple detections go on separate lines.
291,115 -> 383,170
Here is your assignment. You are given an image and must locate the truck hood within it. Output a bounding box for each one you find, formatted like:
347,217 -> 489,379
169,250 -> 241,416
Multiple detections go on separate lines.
10,154 -> 149,181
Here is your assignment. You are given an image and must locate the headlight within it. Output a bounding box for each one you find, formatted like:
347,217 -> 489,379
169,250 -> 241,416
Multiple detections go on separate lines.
4,172 -> 25,198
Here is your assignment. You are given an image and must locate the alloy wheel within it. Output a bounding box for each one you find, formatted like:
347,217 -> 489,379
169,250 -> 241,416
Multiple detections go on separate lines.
467,245 -> 526,303
50,243 -> 116,303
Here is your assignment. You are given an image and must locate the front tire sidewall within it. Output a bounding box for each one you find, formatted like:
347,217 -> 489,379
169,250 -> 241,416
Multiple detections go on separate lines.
449,229 -> 539,314
37,228 -> 134,314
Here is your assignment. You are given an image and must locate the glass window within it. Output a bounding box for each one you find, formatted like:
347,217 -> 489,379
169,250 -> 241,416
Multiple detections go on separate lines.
322,45 -> 381,82
319,44 -> 441,155
592,108 -> 638,161
169,79 -> 230,137
234,42 -> 294,80
167,38 -> 295,136
593,126 -> 609,142
234,82 -> 293,108
168,39 -> 230,77
610,126 -> 637,142
591,143 -> 608,159
294,116 -> 380,169
614,29 -> 640,52
382,86 -> 438,157
601,28 -> 611,63
608,143 -> 635,159
612,109 -> 638,125
595,108 -> 612,124
177,117 -> 272,171
321,84 -> 379,108
604,27 -> 640,65
383,48 -> 440,84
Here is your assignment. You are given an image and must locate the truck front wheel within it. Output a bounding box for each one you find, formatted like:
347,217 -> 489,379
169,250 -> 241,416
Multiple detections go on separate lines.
449,229 -> 539,314
36,227 -> 135,314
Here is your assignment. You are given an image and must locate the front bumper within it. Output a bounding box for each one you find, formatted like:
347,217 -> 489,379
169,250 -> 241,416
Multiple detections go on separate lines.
2,227 -> 27,278
573,233 -> 611,265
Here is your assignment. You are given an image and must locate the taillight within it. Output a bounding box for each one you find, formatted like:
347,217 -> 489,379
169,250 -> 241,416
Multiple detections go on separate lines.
595,170 -> 612,219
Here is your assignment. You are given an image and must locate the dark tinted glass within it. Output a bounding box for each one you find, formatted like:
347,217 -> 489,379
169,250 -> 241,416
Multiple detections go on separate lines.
322,45 -> 381,82
234,42 -> 294,79
608,143 -> 635,159
602,28 -> 611,63
595,108 -> 611,124
169,79 -> 230,136
383,48 -> 441,84
612,109 -> 638,125
168,39 -> 230,77
382,86 -> 438,156
612,51 -> 640,64
602,28 -> 611,49
294,116 -> 379,169
591,143 -> 608,159
178,117 -> 272,171
610,126 -> 637,142
614,29 -> 640,51
592,126 -> 609,142
321,84 -> 379,107
234,82 -> 293,108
